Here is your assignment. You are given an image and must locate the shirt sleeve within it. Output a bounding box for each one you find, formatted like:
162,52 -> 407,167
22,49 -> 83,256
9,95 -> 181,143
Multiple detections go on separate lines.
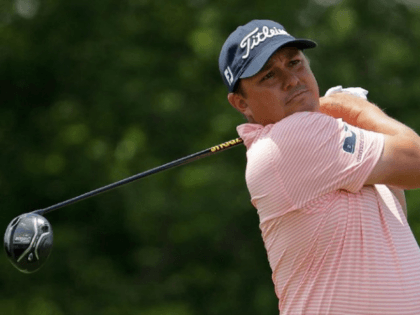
270,112 -> 384,209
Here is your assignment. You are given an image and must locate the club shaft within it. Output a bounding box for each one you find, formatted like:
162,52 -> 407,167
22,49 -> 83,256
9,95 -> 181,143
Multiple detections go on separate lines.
33,138 -> 244,216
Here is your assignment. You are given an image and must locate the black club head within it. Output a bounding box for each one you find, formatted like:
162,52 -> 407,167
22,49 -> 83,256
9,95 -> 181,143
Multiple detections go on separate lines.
4,213 -> 53,273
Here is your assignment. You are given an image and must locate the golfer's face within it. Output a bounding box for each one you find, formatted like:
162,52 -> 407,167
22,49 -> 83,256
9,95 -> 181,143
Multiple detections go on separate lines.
240,47 -> 320,126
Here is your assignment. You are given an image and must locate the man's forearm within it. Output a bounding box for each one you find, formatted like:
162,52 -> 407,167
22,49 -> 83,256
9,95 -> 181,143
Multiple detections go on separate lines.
319,93 -> 417,138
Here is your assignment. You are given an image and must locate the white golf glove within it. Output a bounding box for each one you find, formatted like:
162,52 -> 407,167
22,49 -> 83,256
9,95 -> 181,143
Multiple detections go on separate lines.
324,85 -> 368,100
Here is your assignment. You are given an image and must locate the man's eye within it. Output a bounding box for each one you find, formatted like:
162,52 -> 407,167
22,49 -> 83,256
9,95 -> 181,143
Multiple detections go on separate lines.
262,71 -> 274,81
289,60 -> 301,67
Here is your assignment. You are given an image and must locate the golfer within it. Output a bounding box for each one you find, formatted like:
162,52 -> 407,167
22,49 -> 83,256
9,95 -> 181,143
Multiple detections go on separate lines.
219,19 -> 420,314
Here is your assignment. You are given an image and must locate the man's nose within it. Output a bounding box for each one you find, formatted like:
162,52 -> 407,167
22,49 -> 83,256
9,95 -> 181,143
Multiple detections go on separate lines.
282,70 -> 300,91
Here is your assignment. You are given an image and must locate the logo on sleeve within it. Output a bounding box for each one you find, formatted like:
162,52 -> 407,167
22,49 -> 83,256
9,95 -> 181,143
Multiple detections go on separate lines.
343,124 -> 356,154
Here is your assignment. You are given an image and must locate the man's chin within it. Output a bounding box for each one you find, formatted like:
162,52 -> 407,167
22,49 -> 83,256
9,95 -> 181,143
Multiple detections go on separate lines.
288,98 -> 320,115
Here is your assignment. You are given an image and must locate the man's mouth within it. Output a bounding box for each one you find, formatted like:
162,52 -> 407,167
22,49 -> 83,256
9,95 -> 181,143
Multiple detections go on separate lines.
286,88 -> 308,104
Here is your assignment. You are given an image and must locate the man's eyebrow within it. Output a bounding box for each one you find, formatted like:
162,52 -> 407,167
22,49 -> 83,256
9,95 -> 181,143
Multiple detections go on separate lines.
259,49 -> 300,74
260,58 -> 274,73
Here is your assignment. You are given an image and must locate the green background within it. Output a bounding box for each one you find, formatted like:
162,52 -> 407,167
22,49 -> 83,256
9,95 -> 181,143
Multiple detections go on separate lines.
1,0 -> 420,314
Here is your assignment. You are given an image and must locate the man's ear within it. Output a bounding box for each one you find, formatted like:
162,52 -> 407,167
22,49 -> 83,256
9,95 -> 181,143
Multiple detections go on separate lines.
228,92 -> 248,115
228,92 -> 257,124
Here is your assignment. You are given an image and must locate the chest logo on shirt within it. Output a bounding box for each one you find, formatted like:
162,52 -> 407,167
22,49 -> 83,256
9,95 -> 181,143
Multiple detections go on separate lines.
343,124 -> 356,154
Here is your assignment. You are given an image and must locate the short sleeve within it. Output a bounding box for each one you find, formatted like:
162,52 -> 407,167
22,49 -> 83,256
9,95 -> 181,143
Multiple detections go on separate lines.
271,112 -> 384,208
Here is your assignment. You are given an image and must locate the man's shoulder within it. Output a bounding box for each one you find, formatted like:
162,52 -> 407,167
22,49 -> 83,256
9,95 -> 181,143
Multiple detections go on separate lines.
276,111 -> 338,129
237,112 -> 342,152
270,112 -> 341,144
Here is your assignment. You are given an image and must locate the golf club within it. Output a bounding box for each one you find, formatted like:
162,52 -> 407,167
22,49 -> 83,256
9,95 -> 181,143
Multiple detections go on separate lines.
4,137 -> 244,273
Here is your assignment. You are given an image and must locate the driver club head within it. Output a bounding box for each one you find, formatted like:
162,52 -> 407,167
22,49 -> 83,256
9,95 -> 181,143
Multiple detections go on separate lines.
4,213 -> 53,273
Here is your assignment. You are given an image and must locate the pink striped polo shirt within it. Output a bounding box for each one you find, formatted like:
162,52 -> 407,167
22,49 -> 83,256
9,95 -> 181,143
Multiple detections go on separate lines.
237,111 -> 420,315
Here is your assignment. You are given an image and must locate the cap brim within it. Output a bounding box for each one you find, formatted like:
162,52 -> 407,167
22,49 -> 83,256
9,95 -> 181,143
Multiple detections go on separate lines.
240,39 -> 317,79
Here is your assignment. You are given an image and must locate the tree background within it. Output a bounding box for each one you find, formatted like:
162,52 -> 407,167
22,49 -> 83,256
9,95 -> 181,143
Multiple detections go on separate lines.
1,0 -> 420,314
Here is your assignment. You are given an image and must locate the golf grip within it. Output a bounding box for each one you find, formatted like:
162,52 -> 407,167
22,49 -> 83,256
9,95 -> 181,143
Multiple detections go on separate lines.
33,138 -> 244,216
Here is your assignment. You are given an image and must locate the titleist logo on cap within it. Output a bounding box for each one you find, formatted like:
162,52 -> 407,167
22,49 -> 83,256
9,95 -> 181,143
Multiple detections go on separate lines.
240,26 -> 290,59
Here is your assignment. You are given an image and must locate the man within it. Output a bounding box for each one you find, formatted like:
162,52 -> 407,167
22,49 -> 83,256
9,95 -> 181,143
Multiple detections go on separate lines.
219,19 -> 420,314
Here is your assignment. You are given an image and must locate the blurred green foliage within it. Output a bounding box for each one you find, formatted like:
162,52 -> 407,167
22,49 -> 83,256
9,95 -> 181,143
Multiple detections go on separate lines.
1,0 -> 420,314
